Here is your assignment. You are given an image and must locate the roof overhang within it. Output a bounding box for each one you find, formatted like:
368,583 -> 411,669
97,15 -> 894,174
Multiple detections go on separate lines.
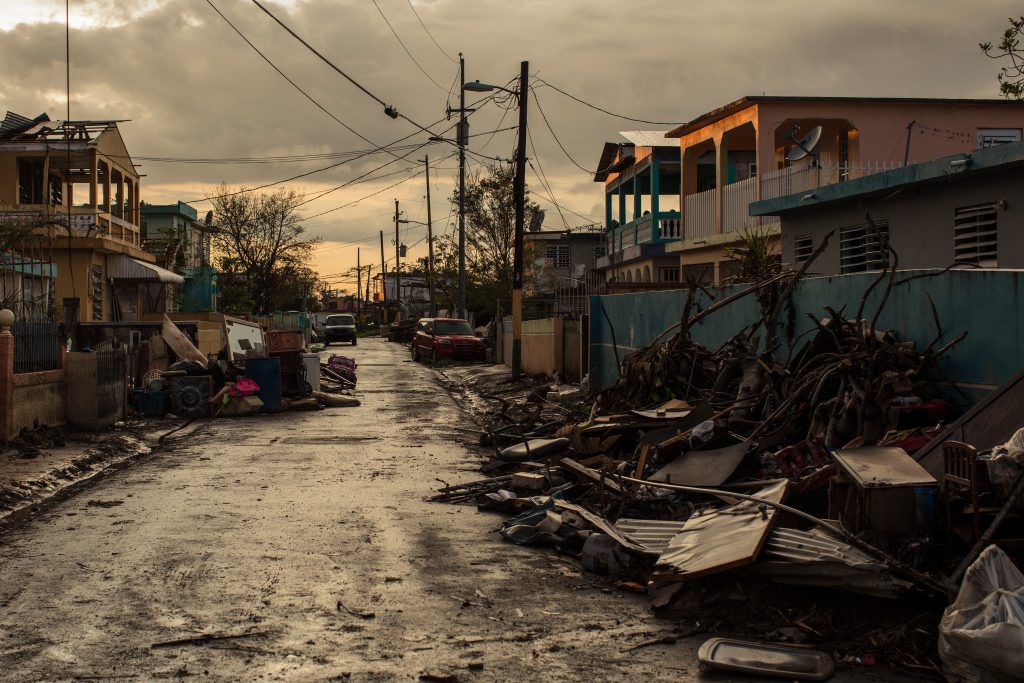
108,255 -> 185,284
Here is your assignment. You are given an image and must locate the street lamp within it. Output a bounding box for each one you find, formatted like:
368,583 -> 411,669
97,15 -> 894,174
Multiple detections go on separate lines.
463,63 -> 529,379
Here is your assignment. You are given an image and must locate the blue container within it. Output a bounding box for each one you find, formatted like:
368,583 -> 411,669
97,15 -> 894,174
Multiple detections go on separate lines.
134,389 -> 169,417
244,357 -> 282,413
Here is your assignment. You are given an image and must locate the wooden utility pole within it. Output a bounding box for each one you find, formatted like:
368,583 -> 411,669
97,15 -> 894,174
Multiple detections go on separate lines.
511,60 -> 529,380
379,230 -> 387,323
356,247 -> 362,323
394,199 -> 401,320
422,155 -> 436,316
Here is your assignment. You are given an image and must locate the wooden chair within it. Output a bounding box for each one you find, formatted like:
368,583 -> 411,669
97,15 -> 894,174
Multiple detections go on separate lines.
943,441 -> 985,542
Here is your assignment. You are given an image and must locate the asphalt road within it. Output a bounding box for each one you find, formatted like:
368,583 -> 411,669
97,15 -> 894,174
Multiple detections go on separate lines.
0,337 -> 709,682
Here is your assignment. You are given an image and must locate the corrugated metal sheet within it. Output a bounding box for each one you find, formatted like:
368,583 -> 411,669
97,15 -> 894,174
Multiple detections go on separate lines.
107,255 -> 184,284
619,131 -> 675,148
614,518 -> 686,552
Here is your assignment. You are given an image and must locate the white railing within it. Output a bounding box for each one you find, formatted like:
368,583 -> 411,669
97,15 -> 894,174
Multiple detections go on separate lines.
659,214 -> 682,239
722,176 -> 760,232
684,187 -> 716,240
760,158 -> 902,201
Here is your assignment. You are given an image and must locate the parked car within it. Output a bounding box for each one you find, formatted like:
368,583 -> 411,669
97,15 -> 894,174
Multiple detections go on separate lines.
324,313 -> 357,346
411,318 -> 486,363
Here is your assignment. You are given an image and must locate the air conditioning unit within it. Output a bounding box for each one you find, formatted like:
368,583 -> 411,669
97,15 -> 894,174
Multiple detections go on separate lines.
170,376 -> 212,417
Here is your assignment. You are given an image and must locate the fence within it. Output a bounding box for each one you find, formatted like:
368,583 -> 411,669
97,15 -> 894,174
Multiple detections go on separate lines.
722,176 -> 760,232
12,321 -> 63,374
759,158 -> 902,201
683,187 -> 716,239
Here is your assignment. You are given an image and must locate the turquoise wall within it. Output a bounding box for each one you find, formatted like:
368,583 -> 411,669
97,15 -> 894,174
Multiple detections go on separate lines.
589,270 -> 1024,400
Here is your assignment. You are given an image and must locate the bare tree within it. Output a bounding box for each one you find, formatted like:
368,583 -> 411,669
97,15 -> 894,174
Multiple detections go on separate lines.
207,185 -> 321,313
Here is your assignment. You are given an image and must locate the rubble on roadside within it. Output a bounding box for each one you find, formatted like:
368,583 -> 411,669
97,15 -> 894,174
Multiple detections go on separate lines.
431,241 -> 1024,681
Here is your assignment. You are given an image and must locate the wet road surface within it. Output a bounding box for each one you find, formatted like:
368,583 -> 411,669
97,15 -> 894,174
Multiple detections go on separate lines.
0,337 -> 708,681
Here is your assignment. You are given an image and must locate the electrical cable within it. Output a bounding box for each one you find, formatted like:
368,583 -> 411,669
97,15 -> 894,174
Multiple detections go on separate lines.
369,0 -> 448,92
533,78 -> 684,125
405,0 -> 456,63
249,0 -> 443,139
526,125 -> 568,229
207,0 -> 393,157
531,87 -> 610,176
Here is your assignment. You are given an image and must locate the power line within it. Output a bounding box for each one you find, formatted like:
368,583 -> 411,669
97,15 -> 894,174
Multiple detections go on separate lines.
533,78 -> 684,126
531,87 -> 603,176
405,0 -> 456,63
526,126 -> 568,229
207,0 -> 388,155
369,0 -> 448,92
249,0 -> 441,138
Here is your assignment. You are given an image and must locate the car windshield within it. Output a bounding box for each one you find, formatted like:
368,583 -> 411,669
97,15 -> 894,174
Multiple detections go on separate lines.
434,321 -> 474,335
327,315 -> 354,325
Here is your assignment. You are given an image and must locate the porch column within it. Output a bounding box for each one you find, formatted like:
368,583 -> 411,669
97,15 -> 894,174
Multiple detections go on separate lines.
632,176 -> 641,221
715,134 -> 729,235
0,309 -> 13,443
605,191 -> 612,228
115,174 -> 125,219
102,163 -> 110,213
651,157 -> 661,239
617,183 -> 625,226
89,150 -> 98,208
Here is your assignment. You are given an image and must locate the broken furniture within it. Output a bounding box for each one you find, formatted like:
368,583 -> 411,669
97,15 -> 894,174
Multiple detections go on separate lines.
828,447 -> 938,536
942,440 -> 991,544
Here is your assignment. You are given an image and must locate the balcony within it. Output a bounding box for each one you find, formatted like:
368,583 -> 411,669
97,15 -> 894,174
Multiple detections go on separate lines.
0,206 -> 141,246
598,210 -> 683,267
760,158 -> 902,201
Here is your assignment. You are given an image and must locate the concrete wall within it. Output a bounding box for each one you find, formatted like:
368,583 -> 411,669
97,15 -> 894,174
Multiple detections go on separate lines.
521,318 -> 561,378
12,373 -> 65,432
779,168 -> 1024,271
589,269 -> 1024,398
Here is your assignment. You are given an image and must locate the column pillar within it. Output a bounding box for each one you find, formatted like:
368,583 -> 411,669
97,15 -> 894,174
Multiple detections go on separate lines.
0,309 -> 14,443
651,157 -> 661,239
605,191 -> 612,228
715,133 -> 729,235
89,150 -> 98,209
617,183 -> 625,226
632,176 -> 641,221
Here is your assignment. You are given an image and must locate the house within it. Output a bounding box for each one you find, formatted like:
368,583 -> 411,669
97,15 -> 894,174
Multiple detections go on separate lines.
0,111 -> 182,326
748,141 -> 1024,273
371,272 -> 429,305
650,95 -> 1022,284
593,131 -> 683,290
141,201 -> 218,312
524,228 -> 604,314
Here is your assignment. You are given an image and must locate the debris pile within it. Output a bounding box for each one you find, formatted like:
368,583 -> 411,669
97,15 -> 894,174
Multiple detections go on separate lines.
433,237 -> 1024,679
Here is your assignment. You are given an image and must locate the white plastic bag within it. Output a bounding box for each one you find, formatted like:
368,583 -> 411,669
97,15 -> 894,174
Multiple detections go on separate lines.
939,545 -> 1024,682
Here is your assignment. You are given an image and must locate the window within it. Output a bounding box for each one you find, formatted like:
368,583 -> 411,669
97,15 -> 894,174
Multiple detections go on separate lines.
90,265 -> 104,320
954,203 -> 998,267
685,262 -> 715,286
17,158 -> 44,204
977,128 -> 1022,148
545,244 -> 570,268
839,221 -> 890,273
794,234 -> 814,263
593,244 -> 606,265
659,266 -> 680,282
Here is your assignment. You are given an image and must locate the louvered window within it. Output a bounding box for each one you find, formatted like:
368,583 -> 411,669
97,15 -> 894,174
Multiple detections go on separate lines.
954,203 -> 998,267
839,222 -> 890,274
794,234 -> 813,263
545,244 -> 570,268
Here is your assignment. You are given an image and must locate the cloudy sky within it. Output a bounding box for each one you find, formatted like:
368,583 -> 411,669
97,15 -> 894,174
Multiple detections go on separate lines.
1,0 -> 1018,290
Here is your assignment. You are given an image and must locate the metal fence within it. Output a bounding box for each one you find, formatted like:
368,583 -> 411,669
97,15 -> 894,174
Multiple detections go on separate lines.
13,321 -> 63,374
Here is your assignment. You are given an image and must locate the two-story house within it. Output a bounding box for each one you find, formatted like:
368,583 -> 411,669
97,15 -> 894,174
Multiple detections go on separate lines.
524,227 -> 605,314
664,95 -> 1023,284
141,201 -> 217,312
0,111 -> 182,324
593,131 -> 683,291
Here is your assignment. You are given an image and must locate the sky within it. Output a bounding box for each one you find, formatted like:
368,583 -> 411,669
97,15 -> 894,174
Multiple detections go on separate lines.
0,0 -> 1019,292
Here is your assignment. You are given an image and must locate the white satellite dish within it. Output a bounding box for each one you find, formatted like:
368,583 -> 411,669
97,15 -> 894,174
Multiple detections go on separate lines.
786,125 -> 823,162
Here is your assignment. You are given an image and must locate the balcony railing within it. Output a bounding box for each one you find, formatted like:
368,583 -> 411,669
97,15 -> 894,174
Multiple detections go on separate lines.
684,187 -> 716,240
722,176 -> 760,232
760,158 -> 902,201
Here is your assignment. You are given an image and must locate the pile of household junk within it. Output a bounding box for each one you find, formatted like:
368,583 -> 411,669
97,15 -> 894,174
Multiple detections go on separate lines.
434,253 -> 1024,682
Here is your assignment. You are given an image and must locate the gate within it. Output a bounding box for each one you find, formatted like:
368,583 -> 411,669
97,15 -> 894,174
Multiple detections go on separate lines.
13,321 -> 63,373
562,319 -> 582,382
95,348 -> 128,427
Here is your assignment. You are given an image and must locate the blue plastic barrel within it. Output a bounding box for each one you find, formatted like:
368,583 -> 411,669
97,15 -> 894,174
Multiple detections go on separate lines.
244,357 -> 282,413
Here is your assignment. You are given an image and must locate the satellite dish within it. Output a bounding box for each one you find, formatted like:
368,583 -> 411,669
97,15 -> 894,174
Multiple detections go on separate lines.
528,210 -> 545,232
786,125 -> 823,162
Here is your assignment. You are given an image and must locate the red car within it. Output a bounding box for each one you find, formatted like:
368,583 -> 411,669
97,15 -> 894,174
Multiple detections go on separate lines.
411,318 -> 486,363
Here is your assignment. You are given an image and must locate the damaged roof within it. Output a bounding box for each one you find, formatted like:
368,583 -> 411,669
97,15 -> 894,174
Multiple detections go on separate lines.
0,111 -> 126,143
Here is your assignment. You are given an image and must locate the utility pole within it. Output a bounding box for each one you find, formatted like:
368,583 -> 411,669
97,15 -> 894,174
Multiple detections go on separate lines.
422,155 -> 436,316
379,230 -> 387,323
457,53 -> 467,320
394,199 -> 401,320
511,60 -> 529,380
356,247 -> 362,323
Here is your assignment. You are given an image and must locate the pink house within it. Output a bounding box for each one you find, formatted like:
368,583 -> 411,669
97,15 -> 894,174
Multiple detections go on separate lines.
596,96 -> 1024,286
